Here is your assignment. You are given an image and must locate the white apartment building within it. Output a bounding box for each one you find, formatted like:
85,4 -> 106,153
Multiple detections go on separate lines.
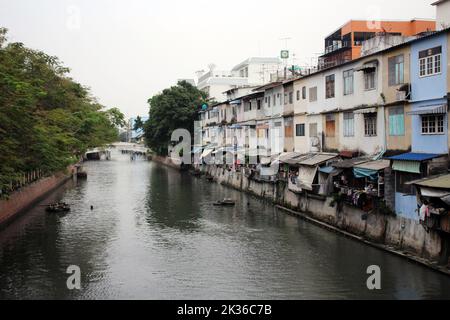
293,53 -> 386,155
197,57 -> 282,102
433,0 -> 450,30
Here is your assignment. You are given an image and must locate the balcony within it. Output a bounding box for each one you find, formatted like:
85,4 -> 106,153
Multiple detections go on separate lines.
324,41 -> 351,55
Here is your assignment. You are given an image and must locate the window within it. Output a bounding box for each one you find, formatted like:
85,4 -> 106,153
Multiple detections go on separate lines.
284,93 -> 288,105
325,114 -> 336,137
309,123 -> 318,137
309,87 -> 318,102
389,106 -> 405,136
388,54 -> 404,86
302,86 -> 306,99
364,113 -> 377,136
364,70 -> 376,90
296,124 -> 305,137
285,118 -> 293,137
244,101 -> 251,112
257,99 -> 261,110
396,172 -> 420,195
326,74 -> 335,99
289,92 -> 293,104
421,115 -> 444,134
343,69 -> 354,95
273,95 -> 276,106
419,46 -> 442,77
296,90 -> 300,101
343,112 -> 354,137
267,96 -> 271,108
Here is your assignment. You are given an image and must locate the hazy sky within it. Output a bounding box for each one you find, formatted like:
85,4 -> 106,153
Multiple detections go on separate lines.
0,0 -> 436,118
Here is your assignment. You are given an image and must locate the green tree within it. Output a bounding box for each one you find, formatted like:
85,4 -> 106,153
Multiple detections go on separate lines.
144,80 -> 208,155
0,27 -> 125,196
133,115 -> 144,131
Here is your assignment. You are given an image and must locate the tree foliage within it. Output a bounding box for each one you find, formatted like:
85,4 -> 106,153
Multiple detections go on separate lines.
0,27 -> 124,194
133,115 -> 144,131
144,81 -> 208,155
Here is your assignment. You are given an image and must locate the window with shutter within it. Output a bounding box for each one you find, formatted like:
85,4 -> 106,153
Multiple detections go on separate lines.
309,87 -> 318,102
388,106 -> 405,136
325,114 -> 336,137
309,123 -> 318,137
389,55 -> 404,86
326,75 -> 335,99
343,112 -> 354,137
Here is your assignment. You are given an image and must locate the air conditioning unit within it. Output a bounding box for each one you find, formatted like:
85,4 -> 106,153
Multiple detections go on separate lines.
310,136 -> 321,152
396,91 -> 406,101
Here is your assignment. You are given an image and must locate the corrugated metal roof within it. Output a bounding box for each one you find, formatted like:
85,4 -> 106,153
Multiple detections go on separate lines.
411,174 -> 450,189
278,152 -> 305,162
333,158 -> 370,169
387,153 -> 442,162
299,153 -> 339,166
392,160 -> 421,174
407,104 -> 447,115
354,160 -> 391,171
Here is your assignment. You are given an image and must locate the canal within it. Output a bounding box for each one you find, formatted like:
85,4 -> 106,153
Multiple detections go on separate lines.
1,150 -> 450,300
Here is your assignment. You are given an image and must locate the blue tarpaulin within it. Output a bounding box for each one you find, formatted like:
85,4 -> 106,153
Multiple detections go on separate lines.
319,166 -> 335,174
353,167 -> 378,180
387,153 -> 441,162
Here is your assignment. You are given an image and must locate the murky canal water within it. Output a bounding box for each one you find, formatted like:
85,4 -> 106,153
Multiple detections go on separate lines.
1,150 -> 450,299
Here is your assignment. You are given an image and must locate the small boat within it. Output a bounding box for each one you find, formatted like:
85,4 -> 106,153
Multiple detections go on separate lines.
77,171 -> 88,179
213,199 -> 236,206
46,202 -> 71,213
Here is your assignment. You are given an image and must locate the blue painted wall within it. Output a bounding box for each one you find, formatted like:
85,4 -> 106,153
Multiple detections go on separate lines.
411,33 -> 447,102
395,192 -> 419,221
411,98 -> 448,154
410,33 -> 448,154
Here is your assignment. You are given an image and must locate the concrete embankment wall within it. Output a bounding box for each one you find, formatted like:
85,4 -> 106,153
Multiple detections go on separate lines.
204,165 -> 443,262
150,157 -> 447,270
0,170 -> 73,228
150,155 -> 183,170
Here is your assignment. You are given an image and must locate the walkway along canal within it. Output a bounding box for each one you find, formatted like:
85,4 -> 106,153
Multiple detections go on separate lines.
1,150 -> 450,299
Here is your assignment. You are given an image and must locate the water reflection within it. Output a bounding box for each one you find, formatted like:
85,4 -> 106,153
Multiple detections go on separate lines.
146,165 -> 201,231
0,151 -> 449,299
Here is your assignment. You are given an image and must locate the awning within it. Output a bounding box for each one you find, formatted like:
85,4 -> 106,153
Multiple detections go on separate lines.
407,104 -> 447,115
333,158 -> 370,169
353,168 -> 379,180
409,174 -> 450,189
387,153 -> 442,162
297,165 -> 318,191
319,166 -> 336,174
420,187 -> 450,198
240,120 -> 257,126
260,157 -> 272,165
212,147 -> 224,155
355,60 -> 378,72
354,160 -> 390,171
298,153 -> 339,166
201,148 -> 214,158
192,146 -> 203,154
354,107 -> 377,114
278,152 -> 305,163
392,160 -> 421,174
